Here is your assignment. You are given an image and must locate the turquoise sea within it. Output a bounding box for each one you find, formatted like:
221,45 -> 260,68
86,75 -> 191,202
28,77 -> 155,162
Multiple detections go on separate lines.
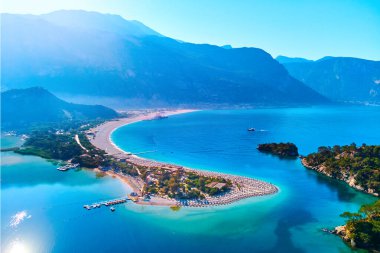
2,106 -> 380,253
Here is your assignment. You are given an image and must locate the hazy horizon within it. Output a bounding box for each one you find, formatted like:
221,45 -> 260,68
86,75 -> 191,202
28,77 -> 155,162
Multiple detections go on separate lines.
2,0 -> 380,61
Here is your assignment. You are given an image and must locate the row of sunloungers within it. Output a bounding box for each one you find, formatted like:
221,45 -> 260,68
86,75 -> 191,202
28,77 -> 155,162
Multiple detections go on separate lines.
120,155 -> 278,207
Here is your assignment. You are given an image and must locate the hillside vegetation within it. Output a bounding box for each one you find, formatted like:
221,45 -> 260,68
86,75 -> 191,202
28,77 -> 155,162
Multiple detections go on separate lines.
302,144 -> 380,196
257,143 -> 299,157
337,200 -> 380,251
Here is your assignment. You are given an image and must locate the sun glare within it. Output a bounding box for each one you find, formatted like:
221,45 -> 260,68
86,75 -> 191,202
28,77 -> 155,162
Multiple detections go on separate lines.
8,240 -> 30,253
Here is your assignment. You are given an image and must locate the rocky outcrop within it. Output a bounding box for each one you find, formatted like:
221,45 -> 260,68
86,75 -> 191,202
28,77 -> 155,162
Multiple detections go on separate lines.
333,226 -> 357,248
257,143 -> 299,157
301,158 -> 378,196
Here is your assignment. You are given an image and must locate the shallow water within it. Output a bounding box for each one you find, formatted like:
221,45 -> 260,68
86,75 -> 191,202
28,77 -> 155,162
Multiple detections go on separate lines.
2,106 -> 379,253
112,106 -> 380,253
1,135 -> 24,149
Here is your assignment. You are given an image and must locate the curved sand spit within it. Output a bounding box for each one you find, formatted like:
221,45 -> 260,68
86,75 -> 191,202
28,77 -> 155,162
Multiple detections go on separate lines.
88,110 -> 278,207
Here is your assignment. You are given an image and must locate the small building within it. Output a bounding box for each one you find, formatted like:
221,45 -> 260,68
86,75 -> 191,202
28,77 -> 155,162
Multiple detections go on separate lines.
128,192 -> 139,202
206,182 -> 218,188
214,183 -> 226,189
146,175 -> 158,184
162,166 -> 179,173
206,182 -> 226,189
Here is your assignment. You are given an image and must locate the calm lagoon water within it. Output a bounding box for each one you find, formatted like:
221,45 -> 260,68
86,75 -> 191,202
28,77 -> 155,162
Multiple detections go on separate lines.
2,106 -> 380,253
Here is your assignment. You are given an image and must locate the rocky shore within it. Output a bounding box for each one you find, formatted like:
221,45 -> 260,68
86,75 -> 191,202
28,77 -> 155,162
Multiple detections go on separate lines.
332,226 -> 353,247
333,225 -> 380,253
301,158 -> 379,196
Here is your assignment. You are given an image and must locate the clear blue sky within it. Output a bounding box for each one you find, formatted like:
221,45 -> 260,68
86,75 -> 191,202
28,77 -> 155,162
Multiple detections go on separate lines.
2,0 -> 380,60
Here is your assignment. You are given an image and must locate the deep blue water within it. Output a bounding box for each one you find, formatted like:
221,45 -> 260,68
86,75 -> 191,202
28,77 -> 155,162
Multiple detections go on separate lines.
2,106 -> 379,253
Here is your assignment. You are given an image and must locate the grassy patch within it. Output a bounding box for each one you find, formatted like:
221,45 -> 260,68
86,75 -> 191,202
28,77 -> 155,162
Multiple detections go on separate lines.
170,205 -> 181,211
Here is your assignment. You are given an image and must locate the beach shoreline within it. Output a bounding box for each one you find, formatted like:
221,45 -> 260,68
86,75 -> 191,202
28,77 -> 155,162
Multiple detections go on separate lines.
88,109 -> 278,207
91,109 -> 197,157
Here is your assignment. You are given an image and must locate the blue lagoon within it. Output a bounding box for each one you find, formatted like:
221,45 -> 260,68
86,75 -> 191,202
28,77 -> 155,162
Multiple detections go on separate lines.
2,106 -> 379,253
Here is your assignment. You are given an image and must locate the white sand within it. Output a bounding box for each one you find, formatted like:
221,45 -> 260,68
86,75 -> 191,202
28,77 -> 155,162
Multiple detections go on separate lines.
88,109 -> 278,207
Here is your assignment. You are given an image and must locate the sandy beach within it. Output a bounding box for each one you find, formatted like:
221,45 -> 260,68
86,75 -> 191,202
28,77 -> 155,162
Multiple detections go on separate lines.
88,109 -> 278,207
90,109 -> 196,157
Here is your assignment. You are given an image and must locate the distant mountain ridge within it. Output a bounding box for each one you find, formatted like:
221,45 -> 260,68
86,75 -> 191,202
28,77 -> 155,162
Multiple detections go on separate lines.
277,56 -> 380,103
1,10 -> 328,107
40,10 -> 162,37
276,56 -> 313,64
1,87 -> 118,129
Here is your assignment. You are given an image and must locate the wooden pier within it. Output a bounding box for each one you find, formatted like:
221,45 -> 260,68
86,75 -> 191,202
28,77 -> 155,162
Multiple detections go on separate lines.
83,197 -> 128,211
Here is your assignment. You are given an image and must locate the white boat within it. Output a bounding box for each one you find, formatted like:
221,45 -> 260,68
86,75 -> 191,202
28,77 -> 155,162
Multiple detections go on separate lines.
151,113 -> 168,120
57,166 -> 70,171
68,163 -> 80,169
57,163 -> 79,171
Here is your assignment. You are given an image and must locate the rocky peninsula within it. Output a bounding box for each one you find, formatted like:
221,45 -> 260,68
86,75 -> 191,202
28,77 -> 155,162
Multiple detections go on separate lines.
333,200 -> 380,252
301,144 -> 379,196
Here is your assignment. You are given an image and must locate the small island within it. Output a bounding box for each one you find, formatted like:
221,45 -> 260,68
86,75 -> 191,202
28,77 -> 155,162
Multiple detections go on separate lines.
301,144 -> 380,196
335,200 -> 380,251
257,142 -> 299,157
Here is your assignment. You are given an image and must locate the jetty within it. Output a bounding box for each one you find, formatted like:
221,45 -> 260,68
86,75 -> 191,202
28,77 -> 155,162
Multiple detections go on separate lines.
83,197 -> 128,211
0,147 -> 20,152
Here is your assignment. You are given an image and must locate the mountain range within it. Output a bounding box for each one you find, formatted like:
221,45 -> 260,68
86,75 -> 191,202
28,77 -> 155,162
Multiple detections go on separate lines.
1,10 -> 328,108
276,56 -> 380,103
1,87 -> 118,129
